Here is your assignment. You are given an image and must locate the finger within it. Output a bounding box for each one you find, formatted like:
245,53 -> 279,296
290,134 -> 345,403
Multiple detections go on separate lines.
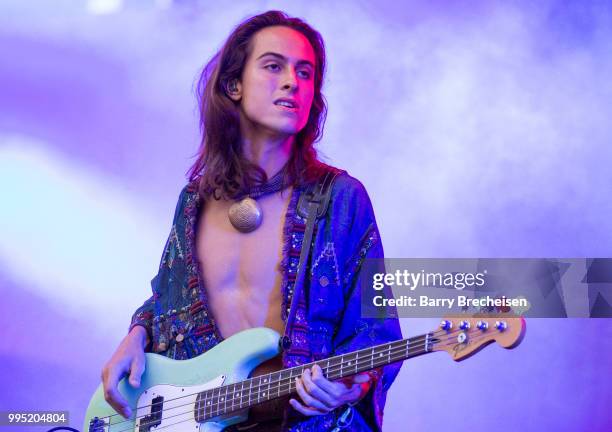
309,365 -> 344,398
102,366 -> 131,419
289,398 -> 327,416
302,368 -> 336,408
128,355 -> 145,388
352,373 -> 372,384
295,377 -> 331,412
347,383 -> 365,401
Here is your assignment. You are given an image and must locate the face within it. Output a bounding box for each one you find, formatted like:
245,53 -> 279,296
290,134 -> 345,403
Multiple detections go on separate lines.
229,26 -> 316,137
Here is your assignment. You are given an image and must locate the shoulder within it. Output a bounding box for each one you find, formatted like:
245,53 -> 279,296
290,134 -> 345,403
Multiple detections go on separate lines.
332,172 -> 370,201
324,167 -> 373,213
310,161 -> 370,201
166,179 -> 200,224
315,165 -> 377,234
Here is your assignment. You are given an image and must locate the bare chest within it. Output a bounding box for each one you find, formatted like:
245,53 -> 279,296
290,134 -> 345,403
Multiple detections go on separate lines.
195,189 -> 293,339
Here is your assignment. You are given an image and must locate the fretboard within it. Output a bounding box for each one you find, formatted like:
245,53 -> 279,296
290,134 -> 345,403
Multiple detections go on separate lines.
194,332 -> 435,421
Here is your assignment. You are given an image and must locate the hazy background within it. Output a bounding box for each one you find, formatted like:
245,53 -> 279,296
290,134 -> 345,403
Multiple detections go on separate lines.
1,0 -> 611,430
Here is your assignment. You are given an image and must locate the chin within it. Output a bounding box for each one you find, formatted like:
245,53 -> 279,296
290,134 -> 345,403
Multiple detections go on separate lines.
264,119 -> 304,136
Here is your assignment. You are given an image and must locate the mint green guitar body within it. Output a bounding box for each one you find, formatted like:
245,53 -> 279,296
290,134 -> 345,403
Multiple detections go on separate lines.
84,327 -> 281,432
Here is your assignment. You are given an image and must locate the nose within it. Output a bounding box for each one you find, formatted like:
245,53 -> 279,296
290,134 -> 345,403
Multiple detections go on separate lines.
281,68 -> 298,92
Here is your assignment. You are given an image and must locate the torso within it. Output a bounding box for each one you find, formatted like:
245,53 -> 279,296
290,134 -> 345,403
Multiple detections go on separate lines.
196,188 -> 294,341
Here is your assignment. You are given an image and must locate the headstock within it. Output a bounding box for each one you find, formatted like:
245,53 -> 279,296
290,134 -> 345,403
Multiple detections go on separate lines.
430,315 -> 526,361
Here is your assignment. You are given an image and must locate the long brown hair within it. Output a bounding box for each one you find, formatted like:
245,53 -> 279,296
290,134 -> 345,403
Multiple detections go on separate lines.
187,10 -> 328,199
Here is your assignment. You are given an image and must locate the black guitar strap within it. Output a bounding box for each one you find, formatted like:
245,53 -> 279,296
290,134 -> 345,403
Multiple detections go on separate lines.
280,168 -> 344,351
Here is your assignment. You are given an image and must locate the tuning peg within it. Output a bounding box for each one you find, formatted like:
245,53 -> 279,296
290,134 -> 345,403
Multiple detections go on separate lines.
495,321 -> 507,332
457,332 -> 468,343
440,320 -> 453,331
476,320 -> 488,331
459,320 -> 470,330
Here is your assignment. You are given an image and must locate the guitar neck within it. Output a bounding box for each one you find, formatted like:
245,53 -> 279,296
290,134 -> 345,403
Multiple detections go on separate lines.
194,332 -> 435,421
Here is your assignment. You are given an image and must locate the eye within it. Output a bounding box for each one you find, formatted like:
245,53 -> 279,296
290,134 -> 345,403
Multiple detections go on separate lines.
265,63 -> 281,72
297,70 -> 312,79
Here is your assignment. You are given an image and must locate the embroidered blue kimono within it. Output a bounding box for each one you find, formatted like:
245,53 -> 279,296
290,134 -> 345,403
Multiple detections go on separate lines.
129,169 -> 403,431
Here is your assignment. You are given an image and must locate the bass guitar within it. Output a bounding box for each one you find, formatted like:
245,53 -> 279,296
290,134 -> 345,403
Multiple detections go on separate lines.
85,315 -> 525,431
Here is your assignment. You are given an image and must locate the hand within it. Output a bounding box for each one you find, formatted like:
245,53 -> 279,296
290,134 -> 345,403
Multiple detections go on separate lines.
289,364 -> 371,416
101,326 -> 148,419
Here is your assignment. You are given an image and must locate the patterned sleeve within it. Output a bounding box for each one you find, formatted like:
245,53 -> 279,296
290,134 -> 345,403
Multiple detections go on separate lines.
331,178 -> 403,431
128,296 -> 155,350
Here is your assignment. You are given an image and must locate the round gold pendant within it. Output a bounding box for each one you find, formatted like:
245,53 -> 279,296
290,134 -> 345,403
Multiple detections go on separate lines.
228,196 -> 262,233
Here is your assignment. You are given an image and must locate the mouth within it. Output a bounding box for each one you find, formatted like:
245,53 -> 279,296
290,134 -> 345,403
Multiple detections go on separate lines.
274,98 -> 299,111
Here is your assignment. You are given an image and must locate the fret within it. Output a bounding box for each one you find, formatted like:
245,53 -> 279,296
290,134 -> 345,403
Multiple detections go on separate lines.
205,390 -> 212,419
228,383 -> 235,411
276,372 -> 281,398
247,379 -> 252,408
282,369 -> 290,381
239,381 -> 244,409
344,353 -> 355,377
223,385 -> 228,416
195,392 -> 202,421
255,376 -> 261,404
371,347 -> 374,370
340,354 -> 344,378
216,386 -> 221,416
260,374 -> 268,401
388,343 -> 391,365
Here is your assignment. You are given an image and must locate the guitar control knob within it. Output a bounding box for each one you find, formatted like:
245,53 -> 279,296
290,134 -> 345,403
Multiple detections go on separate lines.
440,320 -> 453,331
495,321 -> 507,332
476,320 -> 488,331
459,320 -> 470,330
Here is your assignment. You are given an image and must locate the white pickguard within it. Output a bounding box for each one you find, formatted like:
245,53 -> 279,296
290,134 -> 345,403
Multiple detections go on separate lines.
134,374 -> 226,432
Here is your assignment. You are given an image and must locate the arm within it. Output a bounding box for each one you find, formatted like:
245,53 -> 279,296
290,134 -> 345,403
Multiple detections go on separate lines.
332,222 -> 402,431
287,175 -> 402,430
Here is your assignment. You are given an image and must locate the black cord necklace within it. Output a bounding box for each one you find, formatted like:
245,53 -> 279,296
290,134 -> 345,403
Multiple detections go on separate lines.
228,164 -> 289,233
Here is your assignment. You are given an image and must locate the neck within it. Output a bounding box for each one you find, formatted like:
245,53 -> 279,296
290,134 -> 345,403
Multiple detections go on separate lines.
193,332 -> 436,422
239,118 -> 294,178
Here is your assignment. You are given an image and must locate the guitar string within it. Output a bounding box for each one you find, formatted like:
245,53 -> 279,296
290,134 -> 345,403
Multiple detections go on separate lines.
104,324 -> 503,431
103,326 -> 497,429
107,330 -> 496,432
103,336 -> 434,432
100,329 -> 446,424
102,327 -> 500,432
106,343 -> 427,432
189,331 -> 490,419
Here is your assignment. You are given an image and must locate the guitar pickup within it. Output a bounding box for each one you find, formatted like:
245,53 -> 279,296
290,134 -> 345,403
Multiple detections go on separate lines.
138,395 -> 164,432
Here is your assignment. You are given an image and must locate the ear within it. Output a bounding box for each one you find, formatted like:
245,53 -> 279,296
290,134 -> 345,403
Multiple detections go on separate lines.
227,79 -> 242,102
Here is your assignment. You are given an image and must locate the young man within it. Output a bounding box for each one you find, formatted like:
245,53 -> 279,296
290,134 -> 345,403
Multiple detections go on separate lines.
101,10 -> 402,431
